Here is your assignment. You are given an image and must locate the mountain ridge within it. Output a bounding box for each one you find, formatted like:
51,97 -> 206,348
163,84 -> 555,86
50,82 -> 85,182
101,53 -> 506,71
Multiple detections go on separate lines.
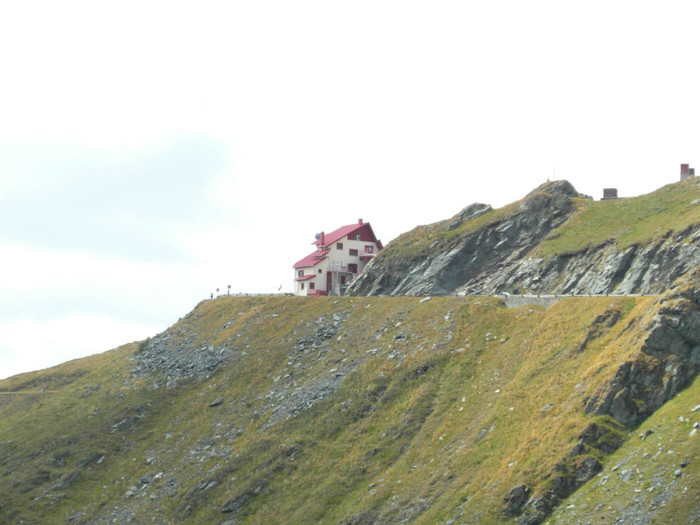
348,178 -> 700,297
1,179 -> 699,524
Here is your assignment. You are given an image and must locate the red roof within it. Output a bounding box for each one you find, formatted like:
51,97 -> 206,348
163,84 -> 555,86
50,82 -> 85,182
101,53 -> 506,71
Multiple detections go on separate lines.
296,274 -> 316,281
314,221 -> 382,249
294,221 -> 383,270
293,249 -> 329,269
316,224 -> 362,247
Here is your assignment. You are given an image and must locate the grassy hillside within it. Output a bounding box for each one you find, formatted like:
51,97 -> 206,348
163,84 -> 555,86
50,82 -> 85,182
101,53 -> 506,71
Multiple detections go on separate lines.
378,198 -> 524,263
377,177 -> 700,265
536,177 -> 700,258
547,370 -> 700,524
2,290 -> 697,524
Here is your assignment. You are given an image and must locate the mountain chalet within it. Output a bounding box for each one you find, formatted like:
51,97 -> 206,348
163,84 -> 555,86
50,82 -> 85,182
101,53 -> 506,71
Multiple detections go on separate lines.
293,219 -> 383,296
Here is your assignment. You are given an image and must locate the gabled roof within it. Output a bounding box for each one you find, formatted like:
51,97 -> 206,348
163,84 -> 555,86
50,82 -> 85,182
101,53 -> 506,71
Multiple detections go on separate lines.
295,274 -> 316,281
293,249 -> 330,269
314,221 -> 382,249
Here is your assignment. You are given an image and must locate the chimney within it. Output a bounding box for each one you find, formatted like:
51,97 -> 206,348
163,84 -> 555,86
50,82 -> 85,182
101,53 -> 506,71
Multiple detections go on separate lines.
358,218 -> 363,224
681,163 -> 691,181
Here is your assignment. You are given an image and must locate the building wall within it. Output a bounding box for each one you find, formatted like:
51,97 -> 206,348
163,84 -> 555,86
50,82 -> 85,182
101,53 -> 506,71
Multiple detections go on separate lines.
325,236 -> 380,294
326,237 -> 378,270
294,260 -> 328,296
294,232 -> 382,296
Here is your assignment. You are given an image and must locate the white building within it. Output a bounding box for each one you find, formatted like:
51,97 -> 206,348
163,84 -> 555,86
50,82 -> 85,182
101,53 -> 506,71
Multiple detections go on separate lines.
293,219 -> 383,296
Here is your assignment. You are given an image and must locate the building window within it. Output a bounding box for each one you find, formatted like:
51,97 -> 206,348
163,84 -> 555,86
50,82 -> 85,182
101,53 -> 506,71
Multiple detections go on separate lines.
349,249 -> 358,256
298,270 -> 304,277
310,282 -> 315,290
355,235 -> 361,240
318,268 -> 322,273
301,283 -> 305,290
341,275 -> 346,284
348,263 -> 358,273
336,242 -> 343,250
365,245 -> 374,253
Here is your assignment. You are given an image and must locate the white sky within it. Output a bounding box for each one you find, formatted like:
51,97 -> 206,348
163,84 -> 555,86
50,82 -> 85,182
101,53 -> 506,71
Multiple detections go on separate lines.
2,1 -> 699,379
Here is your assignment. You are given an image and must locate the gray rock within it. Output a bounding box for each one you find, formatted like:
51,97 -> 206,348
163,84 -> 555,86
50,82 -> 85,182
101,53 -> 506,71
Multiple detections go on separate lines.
263,372 -> 346,429
111,416 -> 141,433
347,179 -> 700,298
503,484 -> 531,517
132,328 -> 235,381
348,181 -> 581,297
209,397 -> 224,407
620,469 -> 634,482
78,452 -> 105,468
447,203 -> 493,230
585,289 -> 700,427
52,471 -> 80,490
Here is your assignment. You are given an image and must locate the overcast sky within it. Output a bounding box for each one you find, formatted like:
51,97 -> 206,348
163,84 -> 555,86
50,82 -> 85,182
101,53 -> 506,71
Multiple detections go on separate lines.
2,1 -> 699,379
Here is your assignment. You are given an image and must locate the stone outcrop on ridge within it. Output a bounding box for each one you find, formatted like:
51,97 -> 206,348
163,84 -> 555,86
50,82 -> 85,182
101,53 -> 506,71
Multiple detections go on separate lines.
347,180 -> 700,297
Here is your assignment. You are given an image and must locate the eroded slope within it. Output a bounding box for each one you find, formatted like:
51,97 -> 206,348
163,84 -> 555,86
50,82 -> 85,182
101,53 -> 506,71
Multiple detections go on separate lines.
1,286 -> 699,524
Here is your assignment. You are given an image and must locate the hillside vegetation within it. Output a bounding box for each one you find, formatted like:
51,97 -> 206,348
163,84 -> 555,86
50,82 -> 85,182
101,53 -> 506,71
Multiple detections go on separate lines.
2,178 -> 699,524
380,178 -> 700,263
1,283 -> 699,524
536,179 -> 700,257
348,178 -> 700,297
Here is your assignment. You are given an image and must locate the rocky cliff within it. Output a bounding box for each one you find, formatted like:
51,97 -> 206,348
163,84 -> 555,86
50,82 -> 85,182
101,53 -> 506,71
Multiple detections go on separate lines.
348,179 -> 700,297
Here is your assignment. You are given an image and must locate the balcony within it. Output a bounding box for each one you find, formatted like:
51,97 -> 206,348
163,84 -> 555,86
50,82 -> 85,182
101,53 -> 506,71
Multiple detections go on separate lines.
328,263 -> 359,274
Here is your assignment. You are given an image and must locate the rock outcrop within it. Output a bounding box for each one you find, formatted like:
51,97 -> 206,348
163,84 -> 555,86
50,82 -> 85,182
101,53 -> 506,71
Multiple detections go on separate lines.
510,278 -> 700,525
585,280 -> 700,425
484,227 -> 700,297
348,180 -> 700,297
349,180 -> 580,296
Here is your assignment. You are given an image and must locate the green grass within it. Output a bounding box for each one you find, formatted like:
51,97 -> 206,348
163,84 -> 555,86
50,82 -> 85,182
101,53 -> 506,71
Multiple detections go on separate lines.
537,178 -> 700,257
545,370 -> 700,524
376,197 -> 525,262
373,178 -> 700,266
0,291 -> 696,524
